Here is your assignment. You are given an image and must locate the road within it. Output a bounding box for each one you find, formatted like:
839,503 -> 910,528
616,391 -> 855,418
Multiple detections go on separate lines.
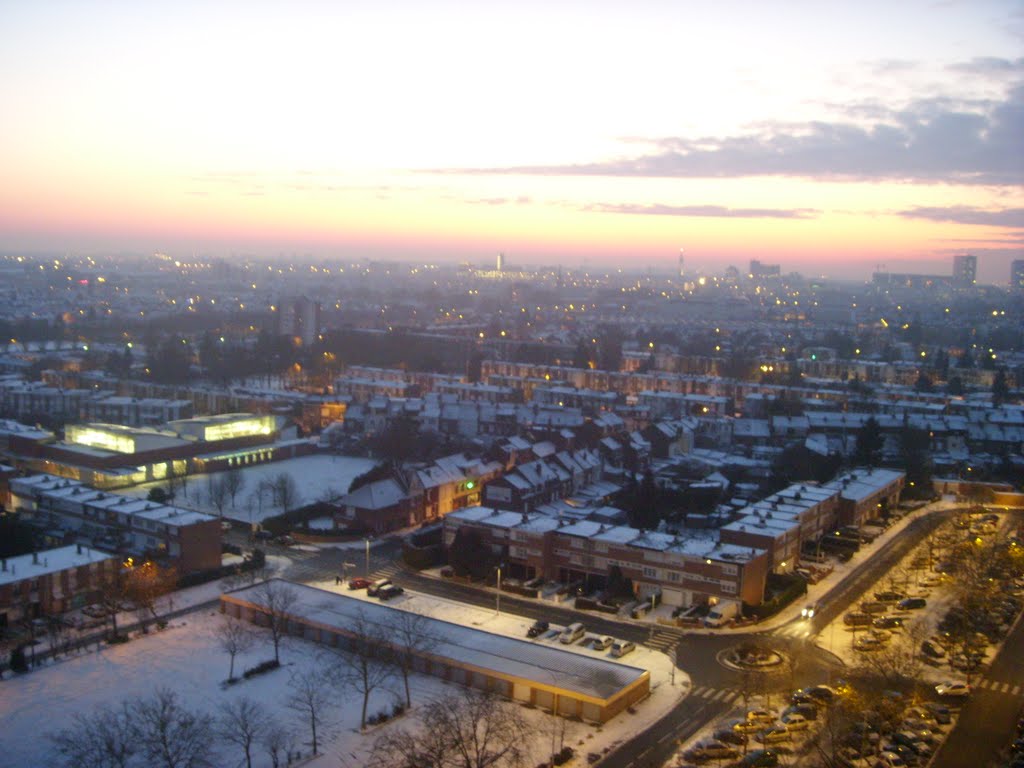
272,506 -> 959,768
932,605 -> 1024,768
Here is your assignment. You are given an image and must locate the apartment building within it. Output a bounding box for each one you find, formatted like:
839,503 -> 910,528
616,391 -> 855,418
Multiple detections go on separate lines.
444,507 -> 769,608
9,474 -> 221,573
0,544 -> 121,626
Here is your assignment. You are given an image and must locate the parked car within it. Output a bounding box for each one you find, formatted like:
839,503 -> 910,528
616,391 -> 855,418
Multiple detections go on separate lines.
756,727 -> 792,744
738,749 -> 779,767
591,635 -> 614,651
881,744 -> 920,766
745,710 -> 777,726
935,681 -> 971,698
807,685 -> 838,703
845,612 -> 873,627
685,740 -> 738,761
874,750 -> 909,768
874,590 -> 905,603
560,622 -> 585,644
377,584 -> 404,600
713,728 -> 747,746
254,530 -> 273,541
780,712 -> 809,731
348,577 -> 371,590
366,578 -> 393,597
922,702 -> 952,724
873,616 -> 904,629
526,620 -> 550,638
276,534 -> 295,546
730,719 -> 764,735
898,597 -> 927,610
892,731 -> 932,756
610,640 -> 635,658
783,703 -> 819,721
920,640 -> 945,658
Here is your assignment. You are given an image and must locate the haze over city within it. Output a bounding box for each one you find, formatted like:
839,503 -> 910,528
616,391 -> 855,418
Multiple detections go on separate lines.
1,0 -> 1022,281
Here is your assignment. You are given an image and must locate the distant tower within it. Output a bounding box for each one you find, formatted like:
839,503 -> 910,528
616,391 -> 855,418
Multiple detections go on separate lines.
678,249 -> 685,279
496,252 -> 505,272
1012,259 -> 1024,291
277,296 -> 321,346
953,254 -> 976,286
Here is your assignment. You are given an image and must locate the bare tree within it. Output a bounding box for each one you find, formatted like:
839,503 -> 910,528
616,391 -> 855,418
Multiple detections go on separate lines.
206,474 -> 229,518
387,610 -> 439,708
217,696 -> 271,768
50,703 -> 136,768
95,565 -> 131,641
260,723 -> 295,768
287,666 -> 333,755
224,468 -> 246,508
215,615 -> 255,681
252,580 -> 299,665
369,690 -> 528,768
332,609 -> 393,730
271,472 -> 298,514
126,561 -> 177,633
133,688 -> 214,768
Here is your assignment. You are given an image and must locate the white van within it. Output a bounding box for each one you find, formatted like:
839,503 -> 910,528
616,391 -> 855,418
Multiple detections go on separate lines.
559,622 -> 585,644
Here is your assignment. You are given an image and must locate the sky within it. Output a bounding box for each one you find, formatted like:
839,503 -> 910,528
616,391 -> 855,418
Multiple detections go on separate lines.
1,0 -> 1022,281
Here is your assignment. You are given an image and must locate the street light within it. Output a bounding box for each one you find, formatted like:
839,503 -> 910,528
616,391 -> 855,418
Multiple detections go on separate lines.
495,565 -> 502,616
364,538 -> 371,579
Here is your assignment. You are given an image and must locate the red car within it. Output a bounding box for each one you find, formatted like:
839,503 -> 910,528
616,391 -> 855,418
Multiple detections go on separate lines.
348,577 -> 371,590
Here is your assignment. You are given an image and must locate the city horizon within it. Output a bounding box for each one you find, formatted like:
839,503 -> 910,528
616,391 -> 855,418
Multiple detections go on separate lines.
1,1 -> 1021,284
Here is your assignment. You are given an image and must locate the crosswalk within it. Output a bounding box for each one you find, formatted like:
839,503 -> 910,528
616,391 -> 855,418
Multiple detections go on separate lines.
772,624 -> 814,639
974,678 -> 1024,696
645,628 -> 683,652
688,685 -> 741,704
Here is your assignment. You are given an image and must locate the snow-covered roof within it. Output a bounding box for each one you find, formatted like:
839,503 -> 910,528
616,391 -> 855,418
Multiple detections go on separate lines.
223,581 -> 648,702
0,545 -> 115,586
342,478 -> 407,510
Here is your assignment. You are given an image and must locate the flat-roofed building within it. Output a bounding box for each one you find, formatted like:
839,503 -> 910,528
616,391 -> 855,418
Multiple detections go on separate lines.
9,474 -> 220,573
221,580 -> 649,723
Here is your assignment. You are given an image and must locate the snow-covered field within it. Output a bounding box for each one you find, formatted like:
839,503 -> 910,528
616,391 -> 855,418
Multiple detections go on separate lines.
121,454 -> 379,524
0,569 -> 688,768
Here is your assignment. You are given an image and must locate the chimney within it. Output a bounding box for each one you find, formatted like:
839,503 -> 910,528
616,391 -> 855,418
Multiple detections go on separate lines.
76,543 -> 82,555
1,558 -> 5,571
32,551 -> 39,565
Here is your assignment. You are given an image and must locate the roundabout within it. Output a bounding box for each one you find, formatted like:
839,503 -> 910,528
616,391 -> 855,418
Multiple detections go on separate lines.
717,640 -> 787,672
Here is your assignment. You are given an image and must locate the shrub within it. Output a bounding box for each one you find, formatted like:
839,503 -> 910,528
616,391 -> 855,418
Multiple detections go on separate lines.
391,702 -> 405,718
376,709 -> 390,724
9,645 -> 28,673
242,659 -> 280,679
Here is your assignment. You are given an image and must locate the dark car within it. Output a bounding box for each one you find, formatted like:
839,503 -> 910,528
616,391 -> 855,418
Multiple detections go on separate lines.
526,620 -> 550,638
713,727 -> 747,746
922,702 -> 951,724
920,640 -> 945,659
874,616 -> 905,629
254,530 -> 273,540
783,703 -> 819,721
874,591 -> 905,603
898,597 -> 927,610
348,577 -> 371,590
377,584 -> 404,601
738,749 -> 779,767
366,578 -> 393,597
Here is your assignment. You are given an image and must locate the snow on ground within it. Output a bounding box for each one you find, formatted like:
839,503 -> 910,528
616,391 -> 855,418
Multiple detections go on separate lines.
302,575 -> 690,764
0,572 -> 688,768
121,454 -> 379,524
